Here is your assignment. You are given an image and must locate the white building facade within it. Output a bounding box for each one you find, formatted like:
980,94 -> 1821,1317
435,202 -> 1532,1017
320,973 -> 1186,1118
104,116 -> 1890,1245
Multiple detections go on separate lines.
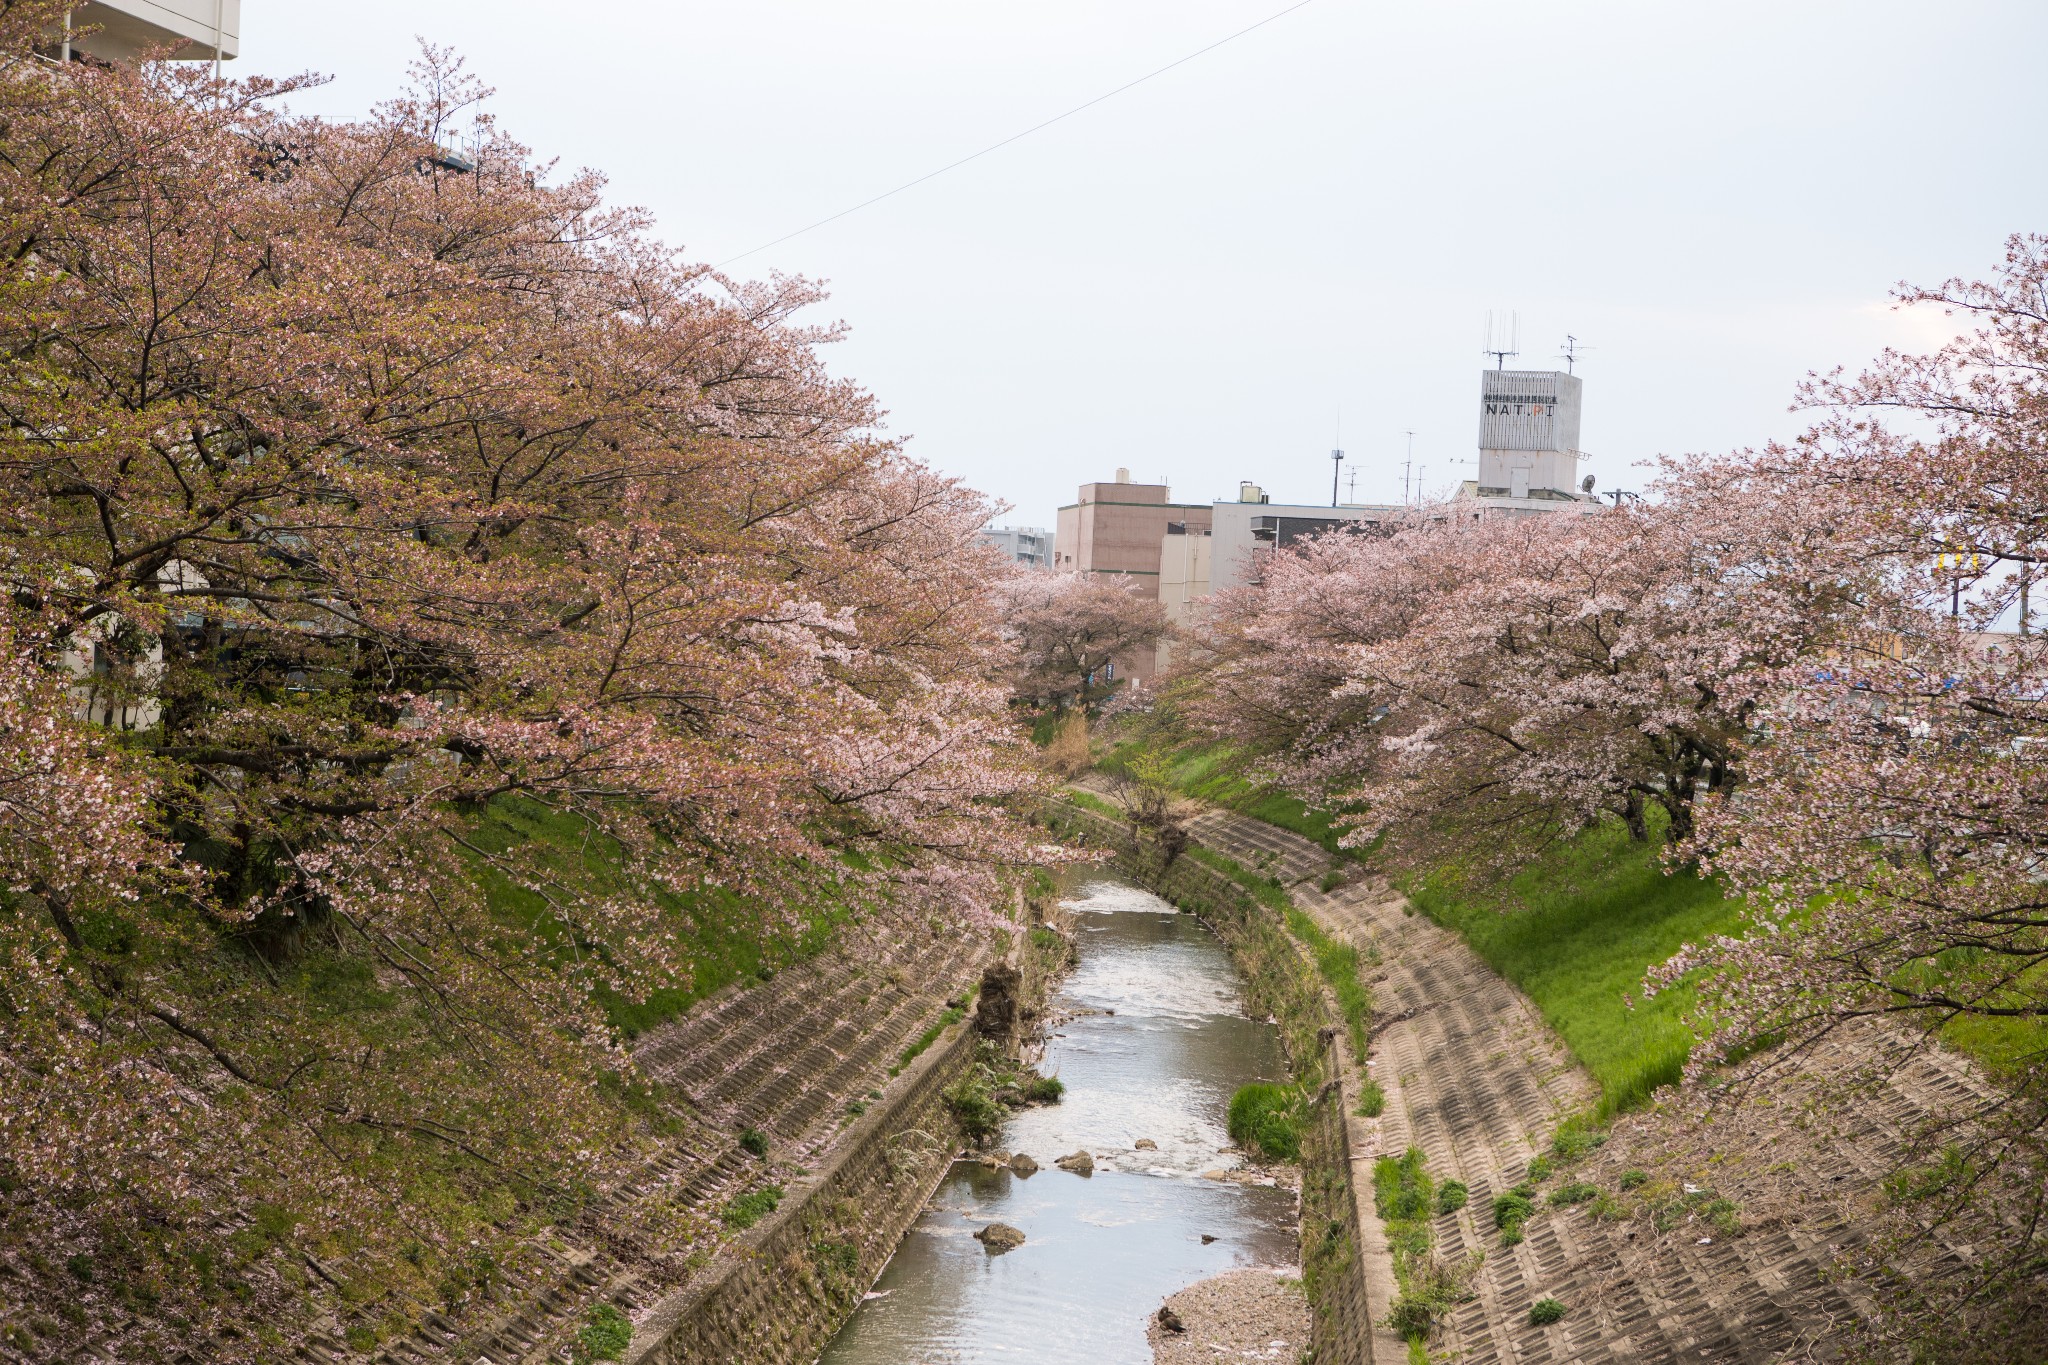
53,1 -> 239,63
977,525 -> 1056,569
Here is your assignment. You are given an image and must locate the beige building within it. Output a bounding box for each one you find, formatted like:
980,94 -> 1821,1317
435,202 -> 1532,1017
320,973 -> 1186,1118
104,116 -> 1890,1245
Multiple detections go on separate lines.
51,1 -> 239,63
1052,469 -> 1212,686
1156,522 -> 1212,674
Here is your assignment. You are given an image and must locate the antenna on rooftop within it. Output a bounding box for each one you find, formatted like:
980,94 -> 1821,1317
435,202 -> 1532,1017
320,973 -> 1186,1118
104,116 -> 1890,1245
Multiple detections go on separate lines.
1558,334 -> 1593,374
1484,311 -> 1519,371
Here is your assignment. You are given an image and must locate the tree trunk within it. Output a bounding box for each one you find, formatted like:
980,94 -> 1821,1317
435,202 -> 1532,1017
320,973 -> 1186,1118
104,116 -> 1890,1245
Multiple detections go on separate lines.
1624,791 -> 1649,842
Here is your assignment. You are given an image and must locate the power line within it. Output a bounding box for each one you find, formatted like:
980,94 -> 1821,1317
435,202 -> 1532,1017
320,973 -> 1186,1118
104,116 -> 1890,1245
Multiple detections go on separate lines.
716,0 -> 1323,267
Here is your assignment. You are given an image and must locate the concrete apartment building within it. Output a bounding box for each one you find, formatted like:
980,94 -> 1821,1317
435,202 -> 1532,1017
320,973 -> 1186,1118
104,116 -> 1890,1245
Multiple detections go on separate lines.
977,525 -> 1055,569
1053,471 -> 1212,685
48,1 -> 239,63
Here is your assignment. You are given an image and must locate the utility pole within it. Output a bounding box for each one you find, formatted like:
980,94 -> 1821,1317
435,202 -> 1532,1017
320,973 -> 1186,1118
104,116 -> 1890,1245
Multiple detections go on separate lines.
1330,448 -> 1344,508
1403,431 -> 1416,506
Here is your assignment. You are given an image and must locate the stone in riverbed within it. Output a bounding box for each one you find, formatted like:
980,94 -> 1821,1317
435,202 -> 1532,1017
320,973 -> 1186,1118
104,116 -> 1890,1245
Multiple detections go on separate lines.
1055,1149 -> 1095,1176
974,1222 -> 1026,1253
1009,1152 -> 1039,1177
1134,1138 -> 1158,1150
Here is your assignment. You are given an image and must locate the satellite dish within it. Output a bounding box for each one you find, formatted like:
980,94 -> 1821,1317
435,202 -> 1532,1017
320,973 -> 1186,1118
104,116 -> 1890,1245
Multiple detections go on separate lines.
1581,474 -> 1596,494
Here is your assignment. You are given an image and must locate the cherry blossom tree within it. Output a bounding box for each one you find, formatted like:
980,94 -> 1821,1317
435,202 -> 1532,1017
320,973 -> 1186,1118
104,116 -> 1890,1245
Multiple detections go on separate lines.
999,570 -> 1170,710
1656,240 -> 2048,1356
0,23 -> 1038,1358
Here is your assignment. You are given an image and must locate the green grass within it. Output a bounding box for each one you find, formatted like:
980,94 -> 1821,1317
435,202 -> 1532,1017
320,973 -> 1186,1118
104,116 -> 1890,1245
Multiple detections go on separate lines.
1060,788 -> 1122,820
1375,1147 -> 1445,1344
1405,813 -> 1745,1118
462,796 -> 840,1038
720,1185 -> 784,1230
1100,739 -> 1363,859
1227,1082 -> 1305,1162
894,1007 -> 965,1074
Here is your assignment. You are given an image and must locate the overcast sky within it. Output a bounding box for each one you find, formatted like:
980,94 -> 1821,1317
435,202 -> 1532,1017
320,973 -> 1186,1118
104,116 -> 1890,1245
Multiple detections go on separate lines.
238,0 -> 2048,524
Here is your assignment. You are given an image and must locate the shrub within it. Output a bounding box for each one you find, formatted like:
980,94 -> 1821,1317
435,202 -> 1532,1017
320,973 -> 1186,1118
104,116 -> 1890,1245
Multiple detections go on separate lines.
738,1127 -> 768,1158
1385,1295 -> 1437,1339
721,1185 -> 784,1230
1023,1074 -> 1065,1104
1356,1078 -> 1386,1118
1435,1179 -> 1469,1214
1617,1169 -> 1648,1190
1549,1182 -> 1599,1206
574,1303 -> 633,1363
1529,1297 -> 1566,1326
1501,1225 -> 1525,1246
945,1068 -> 1008,1143
1492,1191 -> 1534,1237
1525,1155 -> 1555,1182
1228,1083 -> 1304,1162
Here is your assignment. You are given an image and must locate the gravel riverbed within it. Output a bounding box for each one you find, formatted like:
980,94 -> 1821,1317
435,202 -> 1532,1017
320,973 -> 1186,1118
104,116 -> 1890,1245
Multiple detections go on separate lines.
1147,1267 -> 1309,1364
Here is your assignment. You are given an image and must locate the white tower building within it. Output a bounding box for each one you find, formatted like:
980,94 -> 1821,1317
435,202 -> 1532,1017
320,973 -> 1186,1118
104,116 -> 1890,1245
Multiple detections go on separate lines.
1475,369 -> 1585,501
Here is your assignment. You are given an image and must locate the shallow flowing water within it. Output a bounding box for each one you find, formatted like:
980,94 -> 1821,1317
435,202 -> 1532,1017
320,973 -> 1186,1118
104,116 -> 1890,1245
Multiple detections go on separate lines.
814,872 -> 1298,1365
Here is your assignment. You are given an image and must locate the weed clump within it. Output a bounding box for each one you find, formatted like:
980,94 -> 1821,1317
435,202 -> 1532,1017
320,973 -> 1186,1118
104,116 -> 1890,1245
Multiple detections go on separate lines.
1549,1182 -> 1599,1207
1356,1078 -> 1386,1118
720,1185 -> 784,1230
1529,1297 -> 1567,1326
1228,1083 -> 1305,1162
1618,1169 -> 1648,1190
738,1127 -> 768,1158
573,1303 -> 632,1363
944,1067 -> 1008,1142
1492,1188 -> 1535,1244
1435,1179 -> 1469,1214
1022,1074 -> 1065,1104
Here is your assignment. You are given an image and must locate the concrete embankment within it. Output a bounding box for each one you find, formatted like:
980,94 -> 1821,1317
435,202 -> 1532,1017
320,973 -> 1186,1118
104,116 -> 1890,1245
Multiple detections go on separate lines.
1080,791 -> 2003,1365
624,914 -> 1069,1365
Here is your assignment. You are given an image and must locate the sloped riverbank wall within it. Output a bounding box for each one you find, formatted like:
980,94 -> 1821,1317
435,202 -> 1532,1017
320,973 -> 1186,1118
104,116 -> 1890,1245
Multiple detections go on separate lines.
625,919 -> 1068,1365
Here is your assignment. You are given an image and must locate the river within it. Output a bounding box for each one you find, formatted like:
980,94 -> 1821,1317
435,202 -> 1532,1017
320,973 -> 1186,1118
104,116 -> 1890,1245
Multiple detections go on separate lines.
814,871 -> 1299,1365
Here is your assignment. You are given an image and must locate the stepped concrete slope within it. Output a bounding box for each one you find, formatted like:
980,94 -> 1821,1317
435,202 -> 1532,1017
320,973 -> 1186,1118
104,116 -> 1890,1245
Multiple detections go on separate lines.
314,926 -> 988,1365
1168,800 -> 1996,1364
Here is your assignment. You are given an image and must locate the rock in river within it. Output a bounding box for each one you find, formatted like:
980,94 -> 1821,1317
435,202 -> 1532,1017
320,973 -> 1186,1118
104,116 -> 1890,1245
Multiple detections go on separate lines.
974,1222 -> 1026,1253
1054,1150 -> 1095,1176
1134,1138 -> 1158,1151
1009,1152 -> 1039,1177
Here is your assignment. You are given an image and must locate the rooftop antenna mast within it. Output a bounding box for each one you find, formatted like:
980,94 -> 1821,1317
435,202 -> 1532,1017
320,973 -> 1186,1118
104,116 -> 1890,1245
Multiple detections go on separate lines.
1558,334 -> 1593,374
1484,311 -> 1519,371
1402,430 -> 1417,505
1330,405 -> 1344,507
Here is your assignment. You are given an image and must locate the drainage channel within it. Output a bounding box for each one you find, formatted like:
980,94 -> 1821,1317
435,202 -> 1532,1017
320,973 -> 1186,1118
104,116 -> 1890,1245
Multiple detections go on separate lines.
815,870 -> 1299,1364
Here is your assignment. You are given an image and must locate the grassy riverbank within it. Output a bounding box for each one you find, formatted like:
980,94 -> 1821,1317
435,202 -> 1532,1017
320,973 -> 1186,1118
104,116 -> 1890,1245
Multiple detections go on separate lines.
1404,818 -> 1744,1117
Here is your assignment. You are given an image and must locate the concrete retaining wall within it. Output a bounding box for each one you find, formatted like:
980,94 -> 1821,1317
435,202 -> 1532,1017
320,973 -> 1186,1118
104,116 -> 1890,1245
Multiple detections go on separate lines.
626,921 -> 1066,1365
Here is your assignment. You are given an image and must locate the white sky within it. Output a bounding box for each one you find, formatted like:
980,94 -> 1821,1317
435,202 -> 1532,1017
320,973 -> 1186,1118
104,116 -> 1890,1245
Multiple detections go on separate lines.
238,0 -> 2048,524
